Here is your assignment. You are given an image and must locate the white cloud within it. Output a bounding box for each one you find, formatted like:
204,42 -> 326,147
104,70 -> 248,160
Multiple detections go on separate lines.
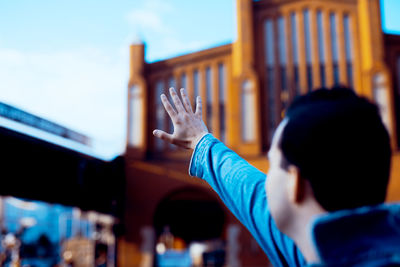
124,1 -> 208,62
126,9 -> 172,35
125,0 -> 174,36
0,46 -> 129,159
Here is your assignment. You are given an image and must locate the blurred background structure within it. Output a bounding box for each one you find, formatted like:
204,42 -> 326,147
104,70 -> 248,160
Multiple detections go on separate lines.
0,102 -> 124,266
124,0 -> 400,266
0,0 -> 400,266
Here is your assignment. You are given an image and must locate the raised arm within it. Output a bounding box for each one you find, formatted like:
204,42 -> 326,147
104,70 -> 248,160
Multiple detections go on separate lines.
153,87 -> 305,267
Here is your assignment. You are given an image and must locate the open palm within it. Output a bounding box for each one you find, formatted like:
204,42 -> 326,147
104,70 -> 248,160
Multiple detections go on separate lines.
153,87 -> 209,150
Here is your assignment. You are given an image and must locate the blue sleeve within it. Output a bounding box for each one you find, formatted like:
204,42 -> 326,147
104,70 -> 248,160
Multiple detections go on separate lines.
189,134 -> 306,267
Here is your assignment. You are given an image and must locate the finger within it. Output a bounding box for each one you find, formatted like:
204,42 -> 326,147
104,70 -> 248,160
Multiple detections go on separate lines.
180,88 -> 194,113
169,87 -> 186,114
195,96 -> 202,117
153,129 -> 173,143
161,94 -> 178,120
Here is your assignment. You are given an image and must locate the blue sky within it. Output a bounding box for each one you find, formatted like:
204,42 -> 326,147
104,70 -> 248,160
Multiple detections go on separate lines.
0,0 -> 398,159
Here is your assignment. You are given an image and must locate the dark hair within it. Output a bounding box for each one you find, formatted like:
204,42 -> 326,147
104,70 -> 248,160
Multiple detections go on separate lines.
280,87 -> 392,211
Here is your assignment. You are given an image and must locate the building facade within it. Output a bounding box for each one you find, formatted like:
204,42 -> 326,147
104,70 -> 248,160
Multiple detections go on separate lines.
122,0 -> 400,266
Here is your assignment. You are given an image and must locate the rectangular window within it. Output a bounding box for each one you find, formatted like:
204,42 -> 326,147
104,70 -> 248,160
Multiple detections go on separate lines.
181,73 -> 187,89
218,63 -> 226,142
278,16 -> 289,109
304,9 -> 313,91
330,13 -> 340,85
265,18 -> 276,137
343,15 -> 354,87
291,13 -> 301,95
396,56 -> 400,147
241,81 -> 256,142
168,78 -> 176,149
206,67 -> 213,132
155,81 -> 165,150
193,69 -> 200,103
129,86 -> 142,147
278,16 -> 287,65
317,11 -> 326,87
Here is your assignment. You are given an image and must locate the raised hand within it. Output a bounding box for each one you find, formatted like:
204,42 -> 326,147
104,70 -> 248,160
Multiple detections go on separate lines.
153,87 -> 209,150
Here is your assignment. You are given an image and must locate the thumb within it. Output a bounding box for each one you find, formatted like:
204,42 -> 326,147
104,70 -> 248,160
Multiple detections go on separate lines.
153,129 -> 174,143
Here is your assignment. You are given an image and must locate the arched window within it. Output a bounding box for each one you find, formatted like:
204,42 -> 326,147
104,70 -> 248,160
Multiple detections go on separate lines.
129,85 -> 143,147
241,80 -> 256,142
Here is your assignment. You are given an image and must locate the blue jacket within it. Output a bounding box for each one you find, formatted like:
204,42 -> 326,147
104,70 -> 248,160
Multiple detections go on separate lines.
189,134 -> 400,266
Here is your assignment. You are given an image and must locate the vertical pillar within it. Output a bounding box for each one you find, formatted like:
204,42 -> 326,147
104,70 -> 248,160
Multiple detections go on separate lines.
357,0 -> 397,147
127,42 -> 147,157
233,0 -> 261,155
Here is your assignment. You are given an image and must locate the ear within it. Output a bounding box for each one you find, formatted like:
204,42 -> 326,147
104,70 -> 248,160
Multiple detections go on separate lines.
286,166 -> 305,204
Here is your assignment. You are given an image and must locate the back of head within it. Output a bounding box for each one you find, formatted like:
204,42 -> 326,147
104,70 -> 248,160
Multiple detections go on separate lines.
280,87 -> 392,211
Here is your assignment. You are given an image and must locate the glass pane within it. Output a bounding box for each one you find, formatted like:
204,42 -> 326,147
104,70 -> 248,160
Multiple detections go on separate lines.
320,64 -> 326,87
330,13 -> 339,63
397,56 -> 400,93
265,18 -> 276,136
281,67 -> 289,110
218,63 -> 226,141
206,67 -> 213,131
129,86 -> 142,147
241,81 -> 256,142
265,19 -> 275,66
333,63 -> 340,85
168,78 -> 175,135
291,13 -> 299,65
317,11 -> 325,63
168,77 -> 176,89
343,15 -> 353,61
307,65 -> 313,92
267,66 -> 275,136
278,16 -> 287,65
347,63 -> 353,88
304,9 -> 312,64
294,66 -> 300,95
155,81 -> 165,150
181,73 -> 187,89
344,15 -> 354,87
193,69 -> 199,102
317,11 -> 326,87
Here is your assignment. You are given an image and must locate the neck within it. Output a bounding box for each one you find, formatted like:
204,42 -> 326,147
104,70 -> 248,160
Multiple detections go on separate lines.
287,201 -> 326,263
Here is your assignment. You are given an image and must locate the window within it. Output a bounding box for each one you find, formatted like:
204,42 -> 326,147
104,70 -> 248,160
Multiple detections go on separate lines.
304,9 -> 313,91
206,67 -> 213,132
155,81 -> 165,150
168,78 -> 176,149
265,19 -> 276,138
317,11 -> 326,87
181,73 -> 187,89
193,69 -> 200,103
343,15 -> 354,87
241,80 -> 256,142
330,13 -> 340,85
278,16 -> 289,110
129,85 -> 143,147
396,56 -> 400,147
291,13 -> 301,95
218,63 -> 226,142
